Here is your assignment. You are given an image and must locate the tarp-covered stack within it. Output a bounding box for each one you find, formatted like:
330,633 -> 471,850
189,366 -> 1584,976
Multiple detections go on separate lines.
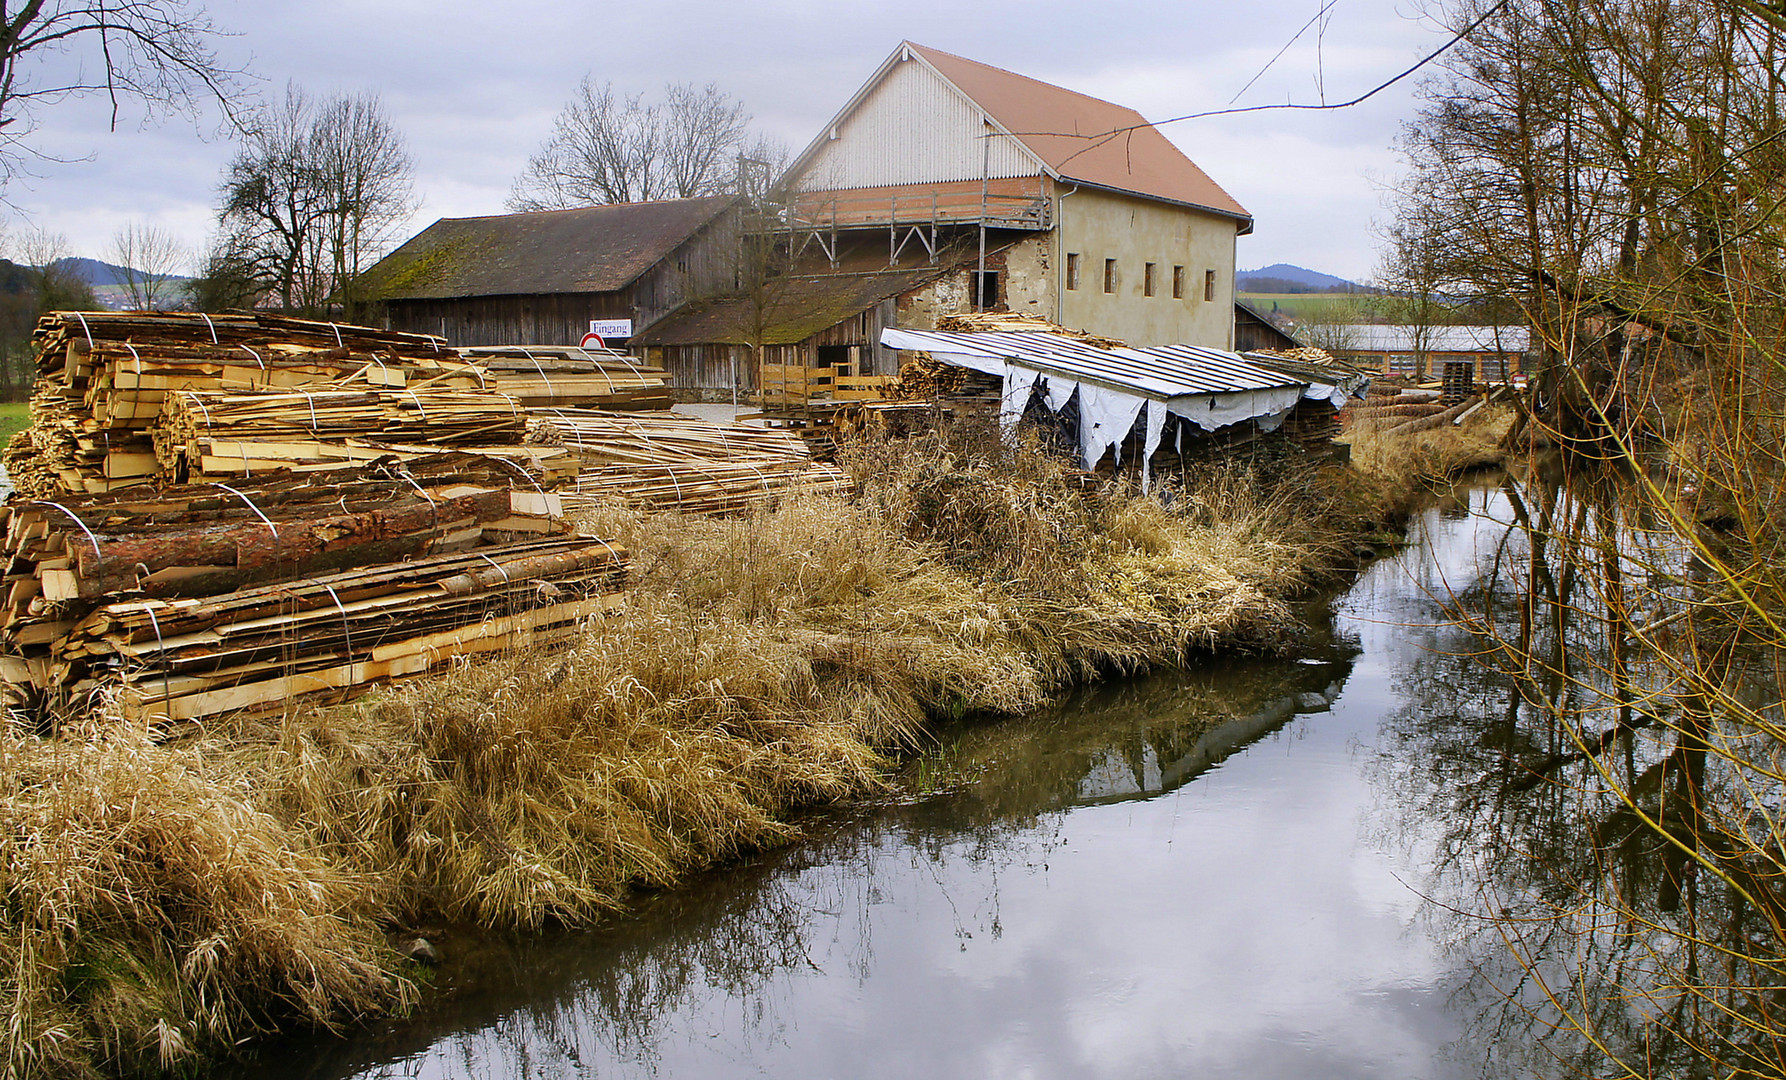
527,410 -> 852,515
0,454 -> 625,728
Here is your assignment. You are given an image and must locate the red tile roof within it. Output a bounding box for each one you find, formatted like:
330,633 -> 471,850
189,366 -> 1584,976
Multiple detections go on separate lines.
907,43 -> 1250,225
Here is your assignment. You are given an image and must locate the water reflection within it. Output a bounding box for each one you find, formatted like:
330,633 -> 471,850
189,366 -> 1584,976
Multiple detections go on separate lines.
233,484 -> 1588,1080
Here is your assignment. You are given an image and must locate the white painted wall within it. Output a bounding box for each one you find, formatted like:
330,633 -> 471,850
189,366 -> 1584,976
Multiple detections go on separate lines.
796,54 -> 1041,190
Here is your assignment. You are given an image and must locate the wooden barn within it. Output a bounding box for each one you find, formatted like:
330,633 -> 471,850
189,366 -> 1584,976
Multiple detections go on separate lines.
361,196 -> 739,351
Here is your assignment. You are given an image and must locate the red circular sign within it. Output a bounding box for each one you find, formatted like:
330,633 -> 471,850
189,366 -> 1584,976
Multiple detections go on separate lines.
580,332 -> 605,349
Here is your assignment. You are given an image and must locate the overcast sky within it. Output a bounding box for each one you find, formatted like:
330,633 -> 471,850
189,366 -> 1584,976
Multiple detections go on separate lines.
15,0 -> 1451,282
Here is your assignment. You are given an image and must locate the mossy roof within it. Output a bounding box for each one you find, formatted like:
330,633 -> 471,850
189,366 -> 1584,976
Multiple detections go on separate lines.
635,268 -> 950,346
362,196 -> 736,301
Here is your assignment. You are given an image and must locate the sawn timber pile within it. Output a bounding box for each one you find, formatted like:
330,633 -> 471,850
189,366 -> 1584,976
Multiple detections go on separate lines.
0,455 -> 630,729
525,410 -> 853,514
12,312 -> 454,498
7,313 -> 674,497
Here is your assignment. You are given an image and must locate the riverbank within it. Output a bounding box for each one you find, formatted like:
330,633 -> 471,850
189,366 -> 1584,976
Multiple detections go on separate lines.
1,425 -> 1438,1078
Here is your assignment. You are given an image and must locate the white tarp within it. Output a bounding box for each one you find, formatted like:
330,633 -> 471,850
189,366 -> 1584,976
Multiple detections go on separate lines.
880,329 -> 1352,485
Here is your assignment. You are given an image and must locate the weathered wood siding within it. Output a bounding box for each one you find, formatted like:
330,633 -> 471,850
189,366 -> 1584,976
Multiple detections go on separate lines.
385,292 -> 631,347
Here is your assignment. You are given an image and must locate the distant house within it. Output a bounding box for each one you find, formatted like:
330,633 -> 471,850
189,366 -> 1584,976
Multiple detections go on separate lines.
1317,325 -> 1533,381
361,196 -> 739,359
774,42 -> 1253,351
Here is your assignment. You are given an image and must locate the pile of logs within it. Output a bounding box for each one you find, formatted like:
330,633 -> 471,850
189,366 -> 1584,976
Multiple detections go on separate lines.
0,455 -> 624,727
65,536 -> 626,726
560,459 -> 852,516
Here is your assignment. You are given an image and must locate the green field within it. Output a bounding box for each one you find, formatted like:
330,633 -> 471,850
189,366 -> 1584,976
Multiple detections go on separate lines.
1239,292 -> 1378,324
0,402 -> 27,443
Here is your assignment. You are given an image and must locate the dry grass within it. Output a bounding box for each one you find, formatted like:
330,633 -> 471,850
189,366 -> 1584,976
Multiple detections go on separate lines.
1341,403 -> 1515,483
1,428 -> 1402,1077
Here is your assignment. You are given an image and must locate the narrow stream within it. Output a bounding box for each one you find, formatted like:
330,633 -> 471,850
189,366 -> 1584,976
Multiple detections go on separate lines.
235,482 -> 1555,1079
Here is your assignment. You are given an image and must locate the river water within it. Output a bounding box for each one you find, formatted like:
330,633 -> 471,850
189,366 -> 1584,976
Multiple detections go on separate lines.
236,482 -> 1574,1080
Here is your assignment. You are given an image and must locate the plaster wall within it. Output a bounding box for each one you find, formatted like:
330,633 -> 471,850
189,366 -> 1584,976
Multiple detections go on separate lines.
1053,188 -> 1239,348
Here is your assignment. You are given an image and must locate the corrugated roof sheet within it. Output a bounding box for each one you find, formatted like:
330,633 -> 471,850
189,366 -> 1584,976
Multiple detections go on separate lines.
907,43 -> 1251,224
635,269 -> 948,346
362,196 -> 736,301
880,328 -> 1307,399
1318,324 -> 1533,353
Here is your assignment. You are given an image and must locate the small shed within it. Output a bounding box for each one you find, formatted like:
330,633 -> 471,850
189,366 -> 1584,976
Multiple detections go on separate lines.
633,268 -> 953,399
1319,325 -> 1533,381
1234,299 -> 1303,352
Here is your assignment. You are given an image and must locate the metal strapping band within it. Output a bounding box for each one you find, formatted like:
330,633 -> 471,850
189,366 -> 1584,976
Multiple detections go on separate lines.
520,349 -> 554,398
73,312 -> 94,349
141,603 -> 174,715
406,390 -> 428,422
396,472 -> 439,528
303,391 -> 319,433
548,408 -> 585,456
475,553 -> 511,584
199,313 -> 219,344
240,345 -> 264,370
492,455 -> 547,495
320,583 -> 354,665
34,502 -> 102,564
183,391 -> 214,432
329,322 -> 344,349
210,484 -> 279,540
237,441 -> 252,478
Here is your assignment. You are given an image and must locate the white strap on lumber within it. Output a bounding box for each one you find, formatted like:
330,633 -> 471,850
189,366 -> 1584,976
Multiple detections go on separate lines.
329,322 -> 344,349
520,348 -> 555,399
200,312 -> 219,344
140,602 -> 175,717
320,582 -> 354,663
240,344 -> 265,370
33,501 -> 103,564
475,553 -> 511,584
209,484 -> 280,540
73,311 -> 95,350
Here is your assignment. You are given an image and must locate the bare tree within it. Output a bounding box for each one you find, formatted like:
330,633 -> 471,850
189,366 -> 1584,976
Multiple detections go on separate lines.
0,1 -> 245,186
110,221 -> 188,309
508,80 -> 755,210
216,85 -> 413,317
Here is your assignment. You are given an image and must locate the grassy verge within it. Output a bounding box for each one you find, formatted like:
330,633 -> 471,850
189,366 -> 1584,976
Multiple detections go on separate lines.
0,428 -> 1407,1077
0,401 -> 30,446
1339,403 -> 1516,484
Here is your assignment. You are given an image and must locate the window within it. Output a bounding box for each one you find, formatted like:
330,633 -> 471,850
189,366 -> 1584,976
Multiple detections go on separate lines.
1144,262 -> 1157,297
1172,265 -> 1185,299
971,270 -> 1002,310
1103,258 -> 1117,294
1066,253 -> 1080,290
1203,269 -> 1217,302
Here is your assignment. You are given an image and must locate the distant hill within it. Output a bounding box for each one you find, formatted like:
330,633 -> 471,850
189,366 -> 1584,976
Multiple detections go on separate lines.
49,257 -> 159,287
1237,264 -> 1364,294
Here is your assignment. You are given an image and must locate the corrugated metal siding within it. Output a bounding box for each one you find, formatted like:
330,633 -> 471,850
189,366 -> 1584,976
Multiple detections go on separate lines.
798,55 -> 1040,189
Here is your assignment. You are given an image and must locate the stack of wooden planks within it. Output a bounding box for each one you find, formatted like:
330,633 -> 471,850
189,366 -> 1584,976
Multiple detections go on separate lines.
0,455 -> 627,727
461,346 -> 673,410
18,311 -> 454,497
560,459 -> 852,516
153,386 -> 581,484
526,410 -> 853,514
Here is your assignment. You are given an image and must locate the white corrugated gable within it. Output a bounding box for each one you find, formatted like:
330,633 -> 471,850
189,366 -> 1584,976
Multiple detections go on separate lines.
794,51 -> 1043,190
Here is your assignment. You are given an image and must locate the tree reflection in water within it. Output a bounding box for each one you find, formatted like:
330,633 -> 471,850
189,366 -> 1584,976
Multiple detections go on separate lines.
1371,467 -> 1786,1079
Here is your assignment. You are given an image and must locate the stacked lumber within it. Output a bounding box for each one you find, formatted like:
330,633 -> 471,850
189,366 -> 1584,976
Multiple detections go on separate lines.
154,387 -> 576,484
42,537 -> 627,726
560,459 -> 852,516
22,312 -> 453,496
461,346 -> 672,410
526,410 -> 811,467
0,456 -> 617,727
525,410 -> 853,514
934,311 -> 1125,348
